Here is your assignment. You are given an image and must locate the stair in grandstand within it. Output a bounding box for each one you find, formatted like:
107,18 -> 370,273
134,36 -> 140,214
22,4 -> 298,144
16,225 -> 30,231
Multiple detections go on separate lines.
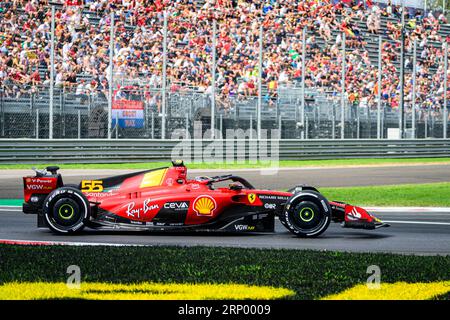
312,12 -> 447,75
356,14 -> 443,73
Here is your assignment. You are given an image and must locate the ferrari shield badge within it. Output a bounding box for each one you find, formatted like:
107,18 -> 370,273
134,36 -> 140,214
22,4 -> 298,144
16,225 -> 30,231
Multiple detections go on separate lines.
248,193 -> 257,204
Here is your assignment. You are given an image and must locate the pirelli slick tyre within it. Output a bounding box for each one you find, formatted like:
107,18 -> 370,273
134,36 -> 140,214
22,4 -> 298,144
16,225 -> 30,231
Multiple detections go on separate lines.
64,184 -> 80,189
282,191 -> 331,238
43,187 -> 90,234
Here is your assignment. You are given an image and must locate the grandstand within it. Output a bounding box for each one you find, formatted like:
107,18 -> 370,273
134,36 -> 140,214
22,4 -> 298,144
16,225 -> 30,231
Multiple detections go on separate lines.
0,0 -> 449,139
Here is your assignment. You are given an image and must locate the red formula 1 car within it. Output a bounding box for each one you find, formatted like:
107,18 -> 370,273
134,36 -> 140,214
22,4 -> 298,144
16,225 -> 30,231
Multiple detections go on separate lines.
22,161 -> 389,237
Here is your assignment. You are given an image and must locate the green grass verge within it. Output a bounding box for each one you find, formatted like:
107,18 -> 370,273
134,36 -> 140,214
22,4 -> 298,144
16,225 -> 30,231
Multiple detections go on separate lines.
1,157 -> 450,170
320,182 -> 450,207
0,245 -> 449,300
2,182 -> 450,207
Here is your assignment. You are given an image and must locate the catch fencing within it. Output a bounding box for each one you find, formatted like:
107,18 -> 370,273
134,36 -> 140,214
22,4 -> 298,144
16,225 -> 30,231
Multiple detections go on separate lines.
2,86 -> 450,140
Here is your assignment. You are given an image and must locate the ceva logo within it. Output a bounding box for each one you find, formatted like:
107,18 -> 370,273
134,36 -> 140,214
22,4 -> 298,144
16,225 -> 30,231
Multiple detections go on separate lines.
164,202 -> 189,210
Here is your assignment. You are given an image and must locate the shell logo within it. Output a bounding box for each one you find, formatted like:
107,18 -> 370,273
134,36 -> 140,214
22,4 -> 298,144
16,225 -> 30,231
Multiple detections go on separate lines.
193,195 -> 217,216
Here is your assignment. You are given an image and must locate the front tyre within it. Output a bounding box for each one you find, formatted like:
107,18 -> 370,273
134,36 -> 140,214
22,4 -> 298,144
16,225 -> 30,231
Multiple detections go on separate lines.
43,187 -> 90,234
282,191 -> 331,237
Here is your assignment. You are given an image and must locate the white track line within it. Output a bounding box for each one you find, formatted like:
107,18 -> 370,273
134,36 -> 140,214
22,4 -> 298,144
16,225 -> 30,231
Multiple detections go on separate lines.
383,220 -> 450,226
367,207 -> 450,212
0,239 -> 146,247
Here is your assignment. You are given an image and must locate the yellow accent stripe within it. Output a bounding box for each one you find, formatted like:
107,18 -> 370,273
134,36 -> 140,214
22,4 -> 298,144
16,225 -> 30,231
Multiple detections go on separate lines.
0,282 -> 295,300
139,169 -> 168,188
322,281 -> 450,300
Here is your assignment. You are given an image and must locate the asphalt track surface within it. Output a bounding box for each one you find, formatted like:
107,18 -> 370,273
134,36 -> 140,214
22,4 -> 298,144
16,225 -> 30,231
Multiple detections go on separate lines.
2,163 -> 450,198
0,206 -> 449,255
0,163 -> 449,255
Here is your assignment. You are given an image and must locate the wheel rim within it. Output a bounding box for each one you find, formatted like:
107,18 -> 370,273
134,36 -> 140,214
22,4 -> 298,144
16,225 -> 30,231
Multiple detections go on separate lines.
58,204 -> 74,220
299,207 -> 315,222
48,197 -> 83,231
288,199 -> 329,236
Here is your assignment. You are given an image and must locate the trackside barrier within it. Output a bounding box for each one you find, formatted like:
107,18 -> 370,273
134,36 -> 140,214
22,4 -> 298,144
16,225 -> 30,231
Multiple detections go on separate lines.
0,139 -> 449,163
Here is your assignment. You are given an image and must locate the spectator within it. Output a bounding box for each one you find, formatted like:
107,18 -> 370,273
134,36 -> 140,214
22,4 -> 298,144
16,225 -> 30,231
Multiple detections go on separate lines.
0,0 -> 448,115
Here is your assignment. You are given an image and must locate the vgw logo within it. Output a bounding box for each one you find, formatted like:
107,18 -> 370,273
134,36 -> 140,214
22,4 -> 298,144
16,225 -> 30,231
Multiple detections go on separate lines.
27,185 -> 45,190
234,225 -> 255,231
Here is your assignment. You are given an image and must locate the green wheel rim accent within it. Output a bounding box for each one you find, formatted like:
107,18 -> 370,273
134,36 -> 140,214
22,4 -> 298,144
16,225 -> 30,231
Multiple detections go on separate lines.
299,207 -> 315,222
58,204 -> 75,220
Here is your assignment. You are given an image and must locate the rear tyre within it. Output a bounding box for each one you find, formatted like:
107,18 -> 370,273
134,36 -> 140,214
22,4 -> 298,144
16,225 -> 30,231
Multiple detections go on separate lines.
43,187 -> 90,234
63,184 -> 101,229
64,184 -> 80,189
282,191 -> 331,237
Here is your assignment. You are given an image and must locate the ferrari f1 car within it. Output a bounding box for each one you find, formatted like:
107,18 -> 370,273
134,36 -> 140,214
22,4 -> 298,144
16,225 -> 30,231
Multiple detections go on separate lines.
22,161 -> 389,237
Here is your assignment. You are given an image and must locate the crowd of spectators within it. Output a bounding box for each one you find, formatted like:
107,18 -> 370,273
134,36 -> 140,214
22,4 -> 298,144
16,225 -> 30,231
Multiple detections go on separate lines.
0,0 -> 449,117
